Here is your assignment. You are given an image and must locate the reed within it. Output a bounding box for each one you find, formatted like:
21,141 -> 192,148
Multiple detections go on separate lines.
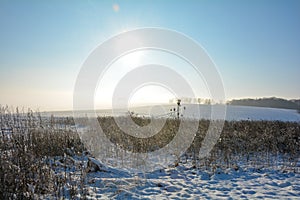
1,105 -> 299,198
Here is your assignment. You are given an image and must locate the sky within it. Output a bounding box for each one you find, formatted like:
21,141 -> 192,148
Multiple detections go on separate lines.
0,0 -> 299,111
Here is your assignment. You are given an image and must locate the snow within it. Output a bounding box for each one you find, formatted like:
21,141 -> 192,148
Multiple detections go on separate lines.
83,160 -> 300,199
46,105 -> 300,122
62,105 -> 300,199
40,151 -> 300,199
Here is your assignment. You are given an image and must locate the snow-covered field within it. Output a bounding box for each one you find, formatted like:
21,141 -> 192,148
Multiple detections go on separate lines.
130,104 -> 300,122
1,107 -> 299,199
47,105 -> 300,122
43,105 -> 300,199
63,156 -> 300,200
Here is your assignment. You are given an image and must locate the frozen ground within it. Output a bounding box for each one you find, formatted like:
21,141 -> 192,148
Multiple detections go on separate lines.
70,158 -> 300,199
72,110 -> 299,199
65,106 -> 300,199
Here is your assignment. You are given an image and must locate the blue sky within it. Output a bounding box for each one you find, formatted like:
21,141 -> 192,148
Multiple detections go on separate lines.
0,0 -> 299,110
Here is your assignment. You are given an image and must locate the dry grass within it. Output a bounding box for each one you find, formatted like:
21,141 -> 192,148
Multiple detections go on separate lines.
0,107 -> 86,199
192,120 -> 300,171
1,106 -> 299,198
99,116 -> 179,153
98,116 -> 300,171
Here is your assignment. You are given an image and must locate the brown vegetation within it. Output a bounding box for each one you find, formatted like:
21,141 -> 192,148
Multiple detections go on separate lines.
1,106 -> 299,198
0,108 -> 86,199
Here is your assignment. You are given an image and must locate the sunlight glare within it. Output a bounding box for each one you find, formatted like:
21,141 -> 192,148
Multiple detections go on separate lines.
129,85 -> 176,107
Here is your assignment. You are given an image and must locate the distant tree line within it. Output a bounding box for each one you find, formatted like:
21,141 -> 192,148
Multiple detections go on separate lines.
169,98 -> 222,105
228,97 -> 300,110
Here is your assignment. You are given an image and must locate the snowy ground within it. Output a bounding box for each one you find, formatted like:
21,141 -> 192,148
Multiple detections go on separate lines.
7,110 -> 297,199
46,105 -> 300,122
77,159 -> 300,199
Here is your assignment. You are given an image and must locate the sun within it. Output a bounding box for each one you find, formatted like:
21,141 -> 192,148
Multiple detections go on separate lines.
129,84 -> 175,107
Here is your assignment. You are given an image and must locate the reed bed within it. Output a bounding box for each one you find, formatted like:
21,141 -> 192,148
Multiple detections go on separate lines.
0,107 -> 86,199
99,116 -> 300,171
1,106 -> 299,198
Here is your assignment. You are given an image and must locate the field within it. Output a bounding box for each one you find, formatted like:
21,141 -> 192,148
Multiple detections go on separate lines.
1,106 -> 300,199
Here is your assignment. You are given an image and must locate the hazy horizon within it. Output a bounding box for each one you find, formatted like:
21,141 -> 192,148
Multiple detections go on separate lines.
1,1 -> 299,111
